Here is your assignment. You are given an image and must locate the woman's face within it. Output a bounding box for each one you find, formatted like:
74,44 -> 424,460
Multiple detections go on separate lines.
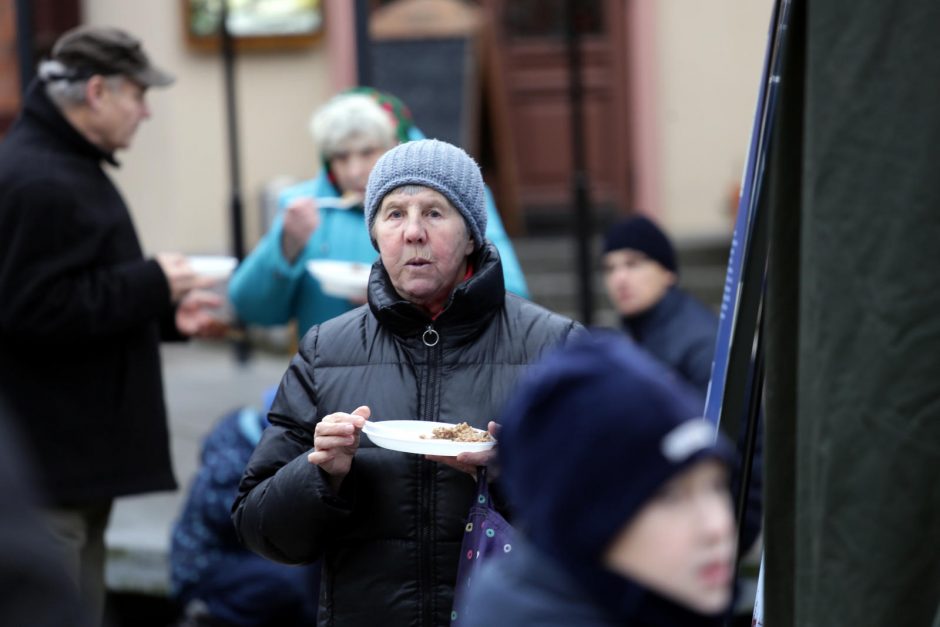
373,186 -> 474,315
328,135 -> 389,198
602,460 -> 736,615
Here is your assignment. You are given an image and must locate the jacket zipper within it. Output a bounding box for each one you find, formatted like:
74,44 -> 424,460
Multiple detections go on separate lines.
420,323 -> 441,626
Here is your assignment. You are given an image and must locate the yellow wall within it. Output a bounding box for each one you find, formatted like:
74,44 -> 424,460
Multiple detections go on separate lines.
82,0 -> 773,250
84,0 -> 332,255
655,0 -> 774,238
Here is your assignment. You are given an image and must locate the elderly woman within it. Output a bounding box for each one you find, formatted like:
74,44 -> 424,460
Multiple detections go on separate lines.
233,139 -> 580,627
228,89 -> 529,336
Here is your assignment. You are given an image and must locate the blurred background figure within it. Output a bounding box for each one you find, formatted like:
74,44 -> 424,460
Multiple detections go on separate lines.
601,215 -> 763,584
169,388 -> 319,627
461,332 -> 737,626
228,87 -> 529,339
0,401 -> 90,627
0,25 -> 225,626
601,215 -> 719,399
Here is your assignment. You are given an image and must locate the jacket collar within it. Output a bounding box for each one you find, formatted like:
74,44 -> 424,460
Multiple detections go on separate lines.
622,286 -> 682,341
518,539 -> 727,626
20,78 -> 119,167
548,545 -> 727,626
367,241 -> 505,345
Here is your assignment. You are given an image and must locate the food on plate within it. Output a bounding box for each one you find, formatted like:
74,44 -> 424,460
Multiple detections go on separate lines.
420,422 -> 493,443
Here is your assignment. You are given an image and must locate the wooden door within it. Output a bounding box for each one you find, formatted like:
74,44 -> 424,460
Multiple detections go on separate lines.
0,0 -> 19,134
480,0 -> 632,231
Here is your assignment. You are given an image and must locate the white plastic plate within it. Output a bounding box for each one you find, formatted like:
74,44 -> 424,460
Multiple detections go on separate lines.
306,260 -> 371,300
188,255 -> 237,279
361,420 -> 496,457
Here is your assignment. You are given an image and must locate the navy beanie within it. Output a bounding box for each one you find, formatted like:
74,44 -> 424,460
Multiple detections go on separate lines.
497,331 -> 733,569
602,215 -> 678,274
364,139 -> 487,251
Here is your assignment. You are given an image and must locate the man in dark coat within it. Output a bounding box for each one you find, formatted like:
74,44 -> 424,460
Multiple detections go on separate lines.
233,139 -> 582,627
0,25 -> 223,624
601,215 -> 719,399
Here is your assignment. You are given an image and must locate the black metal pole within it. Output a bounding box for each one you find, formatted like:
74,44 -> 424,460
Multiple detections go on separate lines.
14,0 -> 35,92
220,2 -> 245,262
723,297 -> 764,627
354,0 -> 372,86
566,0 -> 593,325
219,1 -> 250,363
735,299 -> 764,562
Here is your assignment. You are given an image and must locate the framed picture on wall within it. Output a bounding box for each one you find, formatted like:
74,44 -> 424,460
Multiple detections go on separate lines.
183,0 -> 324,52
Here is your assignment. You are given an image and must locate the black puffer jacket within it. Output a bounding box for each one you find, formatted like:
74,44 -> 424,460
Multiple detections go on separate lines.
233,244 -> 580,627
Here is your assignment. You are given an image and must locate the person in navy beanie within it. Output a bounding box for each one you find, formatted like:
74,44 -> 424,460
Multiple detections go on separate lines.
604,215 -> 764,564
461,332 -> 737,626
602,215 -> 719,399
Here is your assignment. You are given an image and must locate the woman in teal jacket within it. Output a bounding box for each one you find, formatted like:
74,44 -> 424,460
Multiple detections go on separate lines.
229,88 -> 528,336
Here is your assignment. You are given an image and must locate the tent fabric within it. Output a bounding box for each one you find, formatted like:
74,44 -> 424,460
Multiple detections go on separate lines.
764,1 -> 940,625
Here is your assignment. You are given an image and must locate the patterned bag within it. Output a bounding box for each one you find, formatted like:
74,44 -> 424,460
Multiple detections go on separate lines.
450,466 -> 514,625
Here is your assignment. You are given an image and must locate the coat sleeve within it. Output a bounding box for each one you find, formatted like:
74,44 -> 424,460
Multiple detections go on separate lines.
681,329 -> 718,397
232,329 -> 356,564
228,212 -> 308,327
0,182 -> 171,342
483,186 -> 530,299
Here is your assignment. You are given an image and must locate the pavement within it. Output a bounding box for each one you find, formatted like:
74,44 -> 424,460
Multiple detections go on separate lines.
104,339 -> 291,595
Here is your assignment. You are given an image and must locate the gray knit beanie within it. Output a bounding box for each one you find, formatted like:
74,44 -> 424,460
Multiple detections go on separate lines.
364,139 -> 487,250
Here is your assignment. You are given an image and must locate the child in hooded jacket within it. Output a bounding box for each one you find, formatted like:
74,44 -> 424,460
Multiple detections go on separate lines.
459,332 -> 738,626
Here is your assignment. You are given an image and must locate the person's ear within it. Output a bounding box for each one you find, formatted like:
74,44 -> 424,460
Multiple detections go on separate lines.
464,233 -> 475,256
84,75 -> 108,110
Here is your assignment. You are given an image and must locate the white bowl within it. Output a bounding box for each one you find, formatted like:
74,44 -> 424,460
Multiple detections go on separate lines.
306,259 -> 371,300
188,255 -> 237,280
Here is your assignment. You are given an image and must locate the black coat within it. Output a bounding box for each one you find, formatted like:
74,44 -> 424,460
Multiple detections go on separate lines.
622,286 -> 719,398
233,244 -> 581,627
0,81 -> 177,504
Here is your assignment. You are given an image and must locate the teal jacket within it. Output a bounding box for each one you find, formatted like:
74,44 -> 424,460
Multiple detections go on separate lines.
229,163 -> 528,337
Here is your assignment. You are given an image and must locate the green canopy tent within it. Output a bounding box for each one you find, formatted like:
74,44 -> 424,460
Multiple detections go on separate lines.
761,0 -> 940,624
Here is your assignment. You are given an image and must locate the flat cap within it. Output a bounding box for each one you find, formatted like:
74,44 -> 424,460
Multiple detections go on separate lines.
52,25 -> 174,88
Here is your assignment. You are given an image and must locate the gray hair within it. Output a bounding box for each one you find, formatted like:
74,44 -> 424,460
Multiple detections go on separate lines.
38,59 -> 125,108
309,93 -> 396,159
